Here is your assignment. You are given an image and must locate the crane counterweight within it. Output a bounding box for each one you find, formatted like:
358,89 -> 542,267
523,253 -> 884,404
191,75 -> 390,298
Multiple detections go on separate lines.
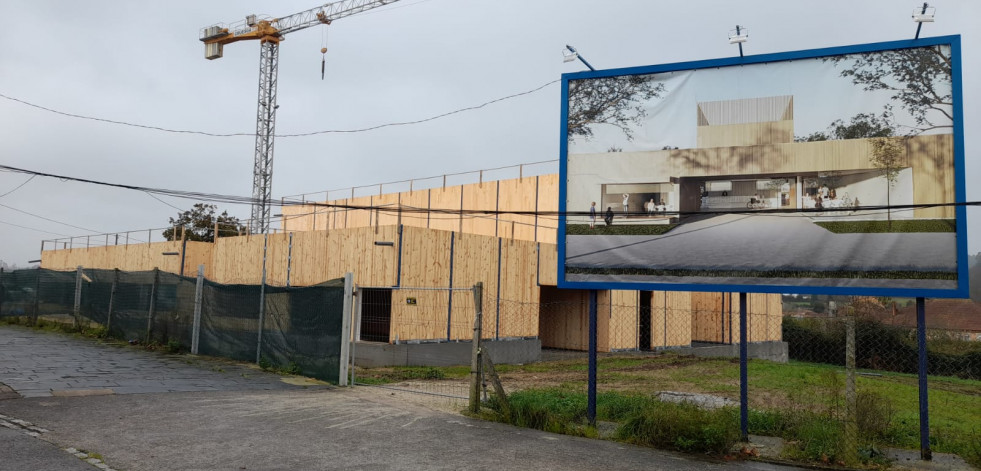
200,0 -> 401,233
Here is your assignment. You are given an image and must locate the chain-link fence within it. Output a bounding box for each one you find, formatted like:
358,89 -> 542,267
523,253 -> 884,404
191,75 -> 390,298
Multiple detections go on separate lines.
350,285 -> 480,407
0,267 -> 350,384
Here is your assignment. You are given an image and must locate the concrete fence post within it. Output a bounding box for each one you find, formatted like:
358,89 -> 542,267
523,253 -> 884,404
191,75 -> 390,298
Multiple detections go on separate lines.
107,269 -> 119,335
338,272 -> 353,386
73,265 -> 83,331
145,268 -> 159,344
191,265 -> 205,354
31,267 -> 41,326
255,233 -> 269,364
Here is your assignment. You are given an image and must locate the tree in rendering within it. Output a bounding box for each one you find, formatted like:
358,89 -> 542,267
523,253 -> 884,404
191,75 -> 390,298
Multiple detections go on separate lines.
829,45 -> 952,135
868,137 -> 905,229
567,74 -> 665,142
162,203 -> 246,242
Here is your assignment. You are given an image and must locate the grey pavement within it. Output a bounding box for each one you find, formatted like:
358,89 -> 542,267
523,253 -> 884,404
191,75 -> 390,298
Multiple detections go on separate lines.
0,327 -> 326,398
0,325 -> 804,470
566,214 -> 957,289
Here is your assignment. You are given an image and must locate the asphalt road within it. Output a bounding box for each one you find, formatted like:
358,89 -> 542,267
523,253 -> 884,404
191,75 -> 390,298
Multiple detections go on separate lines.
0,326 -> 802,470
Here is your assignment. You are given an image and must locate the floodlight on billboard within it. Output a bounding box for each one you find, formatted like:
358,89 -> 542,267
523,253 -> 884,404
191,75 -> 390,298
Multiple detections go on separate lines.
557,36 -> 966,298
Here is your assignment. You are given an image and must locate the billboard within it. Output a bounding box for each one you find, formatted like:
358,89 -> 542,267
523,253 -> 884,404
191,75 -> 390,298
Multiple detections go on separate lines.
558,36 -> 966,298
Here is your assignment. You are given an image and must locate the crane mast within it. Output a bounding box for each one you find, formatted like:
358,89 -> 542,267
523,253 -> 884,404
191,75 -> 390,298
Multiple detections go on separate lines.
200,0 -> 400,234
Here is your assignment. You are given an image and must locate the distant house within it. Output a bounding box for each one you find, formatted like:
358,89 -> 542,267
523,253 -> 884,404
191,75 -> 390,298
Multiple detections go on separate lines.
874,299 -> 981,341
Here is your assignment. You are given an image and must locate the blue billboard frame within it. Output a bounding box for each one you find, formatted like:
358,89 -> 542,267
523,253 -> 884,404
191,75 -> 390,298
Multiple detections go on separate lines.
557,35 -> 967,298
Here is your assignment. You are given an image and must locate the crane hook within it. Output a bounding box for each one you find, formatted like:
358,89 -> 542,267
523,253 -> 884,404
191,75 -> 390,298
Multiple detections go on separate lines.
321,47 -> 327,80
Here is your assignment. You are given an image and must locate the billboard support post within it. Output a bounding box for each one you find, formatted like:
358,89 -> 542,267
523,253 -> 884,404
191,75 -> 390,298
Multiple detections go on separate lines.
917,297 -> 932,460
587,289 -> 597,426
739,292 -> 748,442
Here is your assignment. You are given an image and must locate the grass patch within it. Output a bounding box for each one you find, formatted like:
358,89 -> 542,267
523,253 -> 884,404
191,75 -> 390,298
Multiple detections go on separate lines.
354,365 -> 469,384
566,266 -> 957,281
815,219 -> 956,233
566,224 -> 677,236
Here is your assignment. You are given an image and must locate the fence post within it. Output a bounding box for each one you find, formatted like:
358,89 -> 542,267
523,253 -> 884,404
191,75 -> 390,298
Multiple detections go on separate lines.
916,297 -> 932,460
107,269 -> 119,335
469,282 -> 484,414
0,267 -> 4,316
256,233 -> 269,364
145,268 -> 159,344
352,284 -> 362,386
31,267 -> 41,326
845,313 -> 857,454
73,265 -> 83,331
338,272 -> 353,386
739,292 -> 748,442
587,289 -> 597,426
191,265 -> 205,354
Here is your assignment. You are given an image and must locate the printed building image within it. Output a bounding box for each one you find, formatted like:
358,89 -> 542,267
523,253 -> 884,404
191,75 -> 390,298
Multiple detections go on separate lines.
570,95 -> 953,221
564,94 -> 957,290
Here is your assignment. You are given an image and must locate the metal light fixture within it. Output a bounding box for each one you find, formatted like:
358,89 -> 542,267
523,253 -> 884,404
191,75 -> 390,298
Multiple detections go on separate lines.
912,4 -> 936,23
563,45 -> 596,71
728,25 -> 748,57
913,3 -> 935,40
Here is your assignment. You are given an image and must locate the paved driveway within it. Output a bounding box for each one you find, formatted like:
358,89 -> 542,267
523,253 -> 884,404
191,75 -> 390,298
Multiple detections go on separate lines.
0,325 -> 801,470
0,327 -> 322,398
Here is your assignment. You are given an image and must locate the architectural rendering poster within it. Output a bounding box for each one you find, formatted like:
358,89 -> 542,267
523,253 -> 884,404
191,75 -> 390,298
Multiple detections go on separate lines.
559,37 -> 966,296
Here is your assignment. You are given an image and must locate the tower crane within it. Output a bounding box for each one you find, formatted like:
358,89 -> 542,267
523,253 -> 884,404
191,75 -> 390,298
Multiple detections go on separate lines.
200,0 -> 401,234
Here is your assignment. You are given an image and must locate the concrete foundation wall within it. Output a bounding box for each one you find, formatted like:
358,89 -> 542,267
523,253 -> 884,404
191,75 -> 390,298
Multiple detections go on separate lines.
353,338 -> 541,368
678,341 -> 789,363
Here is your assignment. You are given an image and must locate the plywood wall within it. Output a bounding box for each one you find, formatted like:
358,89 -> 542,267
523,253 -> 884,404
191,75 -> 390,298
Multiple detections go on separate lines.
282,174 -> 561,245
391,226 -> 452,342
608,290 -> 639,351
40,241 -> 210,277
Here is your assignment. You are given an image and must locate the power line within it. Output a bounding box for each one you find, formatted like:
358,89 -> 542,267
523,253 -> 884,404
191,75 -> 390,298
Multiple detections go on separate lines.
0,219 -> 70,237
0,174 -> 35,198
0,79 -> 560,139
0,202 -> 99,233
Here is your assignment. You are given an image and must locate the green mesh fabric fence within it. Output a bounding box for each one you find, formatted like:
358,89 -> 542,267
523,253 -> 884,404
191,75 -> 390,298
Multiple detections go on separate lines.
0,268 -> 347,384
260,280 -> 345,383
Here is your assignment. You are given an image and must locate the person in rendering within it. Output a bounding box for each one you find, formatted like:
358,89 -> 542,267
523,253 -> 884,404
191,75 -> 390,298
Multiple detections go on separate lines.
604,206 -> 614,226
589,202 -> 597,229
646,198 -> 656,216
622,193 -> 630,215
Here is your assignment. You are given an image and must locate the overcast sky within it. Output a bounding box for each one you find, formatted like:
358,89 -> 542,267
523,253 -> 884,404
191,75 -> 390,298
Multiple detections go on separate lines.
1,0 -> 977,268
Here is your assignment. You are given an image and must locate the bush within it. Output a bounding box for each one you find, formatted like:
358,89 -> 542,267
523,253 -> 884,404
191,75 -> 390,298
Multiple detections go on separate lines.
614,401 -> 740,455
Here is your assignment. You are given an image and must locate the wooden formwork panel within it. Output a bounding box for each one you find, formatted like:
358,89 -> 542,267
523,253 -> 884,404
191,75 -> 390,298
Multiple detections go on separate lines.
538,287 -> 588,351
499,238 -> 540,338
536,174 -> 560,244
390,287 -> 451,342
690,292 -> 724,343
399,190 -> 432,230
391,226 -> 452,342
324,226 -> 397,287
263,233 -> 291,286
449,232 -> 499,340
460,182 -> 498,238
344,196 -> 373,229
181,242 -> 214,279
649,291 -> 692,348
497,178 -> 538,242
288,231 -> 330,286
537,243 -> 557,286
373,193 -> 401,227
428,186 -> 462,233
596,290 -> 611,352
608,290 -> 638,350
212,236 -> 265,284
280,205 -> 311,232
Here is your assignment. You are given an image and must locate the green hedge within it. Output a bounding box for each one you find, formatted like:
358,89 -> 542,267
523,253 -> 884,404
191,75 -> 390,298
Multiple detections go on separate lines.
815,219 -> 956,233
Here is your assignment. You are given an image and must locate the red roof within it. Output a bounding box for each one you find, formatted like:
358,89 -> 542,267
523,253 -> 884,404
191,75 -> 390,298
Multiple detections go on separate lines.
879,299 -> 981,332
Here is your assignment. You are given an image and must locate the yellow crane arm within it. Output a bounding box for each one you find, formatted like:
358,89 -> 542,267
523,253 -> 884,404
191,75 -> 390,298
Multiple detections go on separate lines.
200,0 -> 400,59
